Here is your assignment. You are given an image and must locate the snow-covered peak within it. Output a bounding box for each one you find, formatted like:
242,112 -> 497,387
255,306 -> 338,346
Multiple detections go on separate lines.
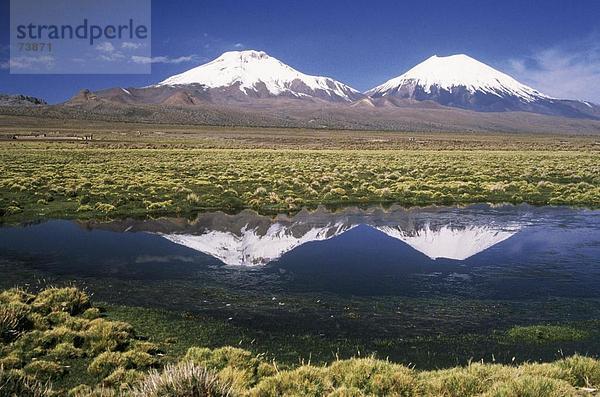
377,224 -> 520,260
157,50 -> 360,101
367,54 -> 549,101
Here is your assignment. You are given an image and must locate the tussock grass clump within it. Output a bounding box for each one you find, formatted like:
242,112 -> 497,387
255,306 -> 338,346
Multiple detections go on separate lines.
23,359 -> 65,381
1,301 -> 32,342
0,366 -> 54,397
185,346 -> 275,391
32,287 -> 90,315
83,318 -> 134,354
249,365 -> 331,397
0,287 -> 163,394
482,375 -> 576,397
556,355 -> 600,387
327,358 -> 418,396
129,362 -> 234,397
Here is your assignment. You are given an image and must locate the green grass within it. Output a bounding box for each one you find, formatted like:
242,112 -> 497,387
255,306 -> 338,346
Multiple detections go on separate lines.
506,325 -> 590,344
1,144 -> 598,223
2,287 -> 600,396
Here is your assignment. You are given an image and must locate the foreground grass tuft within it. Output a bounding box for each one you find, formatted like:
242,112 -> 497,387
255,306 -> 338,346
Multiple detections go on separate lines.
130,362 -> 233,397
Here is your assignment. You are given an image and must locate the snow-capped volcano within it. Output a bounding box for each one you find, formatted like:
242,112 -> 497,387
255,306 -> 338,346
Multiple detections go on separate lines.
365,54 -> 594,116
156,50 -> 361,102
367,54 -> 548,101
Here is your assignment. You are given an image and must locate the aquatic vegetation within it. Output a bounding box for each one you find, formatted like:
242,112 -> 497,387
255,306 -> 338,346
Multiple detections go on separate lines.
507,325 -> 589,343
0,145 -> 598,222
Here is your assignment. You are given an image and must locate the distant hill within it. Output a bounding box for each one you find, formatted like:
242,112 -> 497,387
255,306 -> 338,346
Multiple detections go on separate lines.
0,93 -> 47,107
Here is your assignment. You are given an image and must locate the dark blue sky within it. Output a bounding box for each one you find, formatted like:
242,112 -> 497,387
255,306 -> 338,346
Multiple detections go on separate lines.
1,0 -> 599,103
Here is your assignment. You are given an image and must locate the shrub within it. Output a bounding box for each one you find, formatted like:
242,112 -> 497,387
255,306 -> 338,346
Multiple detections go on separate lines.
327,386 -> 363,397
129,362 -> 234,397
0,354 -> 23,370
185,346 -> 267,390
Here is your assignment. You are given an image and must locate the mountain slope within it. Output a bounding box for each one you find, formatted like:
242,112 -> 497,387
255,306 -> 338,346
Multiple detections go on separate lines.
58,50 -> 600,129
157,50 -> 362,102
366,54 -> 598,118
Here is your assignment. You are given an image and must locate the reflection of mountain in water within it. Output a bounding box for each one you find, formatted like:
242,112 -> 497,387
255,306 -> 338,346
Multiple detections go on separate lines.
162,222 -> 355,266
115,206 -> 522,266
377,224 -> 519,260
81,206 -> 527,266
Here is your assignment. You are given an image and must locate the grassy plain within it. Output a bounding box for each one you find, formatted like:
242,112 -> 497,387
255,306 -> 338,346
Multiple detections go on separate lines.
0,116 -> 599,222
1,116 -> 600,395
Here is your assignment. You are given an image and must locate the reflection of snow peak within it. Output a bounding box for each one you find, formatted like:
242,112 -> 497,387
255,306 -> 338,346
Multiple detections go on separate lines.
377,224 -> 519,260
162,222 -> 354,266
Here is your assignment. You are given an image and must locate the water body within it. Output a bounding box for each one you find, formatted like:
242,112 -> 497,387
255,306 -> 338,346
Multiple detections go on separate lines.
1,204 -> 599,364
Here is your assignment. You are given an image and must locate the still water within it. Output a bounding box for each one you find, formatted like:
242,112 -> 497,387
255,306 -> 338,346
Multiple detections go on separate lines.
1,204 -> 600,363
1,204 -> 598,298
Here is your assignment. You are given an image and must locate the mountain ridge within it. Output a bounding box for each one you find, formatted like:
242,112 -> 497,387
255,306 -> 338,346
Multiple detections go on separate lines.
63,50 -> 599,121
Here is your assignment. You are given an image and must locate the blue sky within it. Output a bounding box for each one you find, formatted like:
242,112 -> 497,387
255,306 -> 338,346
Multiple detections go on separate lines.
1,0 -> 599,104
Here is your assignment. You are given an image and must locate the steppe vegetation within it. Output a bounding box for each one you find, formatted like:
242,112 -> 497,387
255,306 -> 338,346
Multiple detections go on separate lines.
2,117 -> 598,222
1,144 -> 598,222
2,287 -> 599,396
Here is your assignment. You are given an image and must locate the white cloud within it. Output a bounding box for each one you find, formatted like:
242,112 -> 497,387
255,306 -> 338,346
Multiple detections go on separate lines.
96,42 -> 116,53
507,37 -> 600,103
233,43 -> 245,49
131,55 -> 197,64
95,42 -> 129,62
3,56 -> 55,71
122,42 -> 144,50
